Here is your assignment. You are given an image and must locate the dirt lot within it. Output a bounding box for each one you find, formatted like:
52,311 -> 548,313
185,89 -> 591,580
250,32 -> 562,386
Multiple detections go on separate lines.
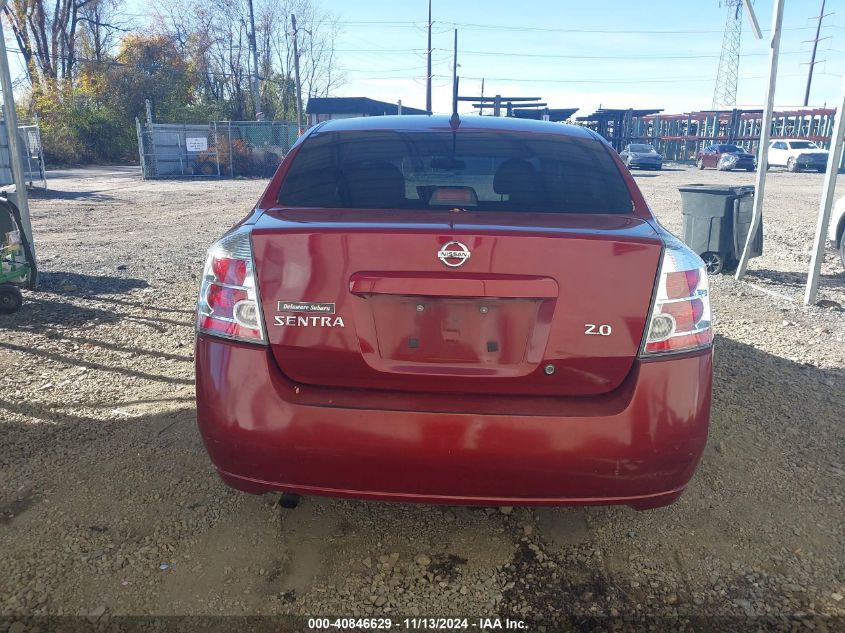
1,165 -> 844,630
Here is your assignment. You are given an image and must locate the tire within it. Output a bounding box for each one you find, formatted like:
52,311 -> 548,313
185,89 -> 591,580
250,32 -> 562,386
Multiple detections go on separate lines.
840,237 -> 845,270
697,158 -> 705,170
655,164 -> 662,171
787,157 -> 798,172
0,284 -> 22,314
701,252 -> 724,275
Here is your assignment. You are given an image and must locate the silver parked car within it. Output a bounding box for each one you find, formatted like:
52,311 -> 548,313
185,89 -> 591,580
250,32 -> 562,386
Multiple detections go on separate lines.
619,144 -> 663,170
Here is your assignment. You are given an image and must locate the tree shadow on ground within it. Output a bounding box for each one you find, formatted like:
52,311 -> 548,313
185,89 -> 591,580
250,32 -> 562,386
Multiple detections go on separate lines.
0,296 -> 122,331
27,189 -> 115,202
37,271 -> 149,295
746,268 -> 845,291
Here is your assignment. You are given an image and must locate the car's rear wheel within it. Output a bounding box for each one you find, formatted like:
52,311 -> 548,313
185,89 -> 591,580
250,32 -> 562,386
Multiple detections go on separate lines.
787,157 -> 798,172
840,236 -> 845,270
701,252 -> 724,275
697,158 -> 705,170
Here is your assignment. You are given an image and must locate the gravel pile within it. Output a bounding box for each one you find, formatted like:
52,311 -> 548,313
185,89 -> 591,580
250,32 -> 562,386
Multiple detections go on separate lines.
0,166 -> 842,628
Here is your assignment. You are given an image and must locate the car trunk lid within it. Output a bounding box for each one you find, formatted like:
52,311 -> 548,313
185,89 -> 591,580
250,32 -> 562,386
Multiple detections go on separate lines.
251,210 -> 662,397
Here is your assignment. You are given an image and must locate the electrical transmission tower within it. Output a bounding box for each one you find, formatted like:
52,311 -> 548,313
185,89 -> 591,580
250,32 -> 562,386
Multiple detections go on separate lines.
712,0 -> 744,110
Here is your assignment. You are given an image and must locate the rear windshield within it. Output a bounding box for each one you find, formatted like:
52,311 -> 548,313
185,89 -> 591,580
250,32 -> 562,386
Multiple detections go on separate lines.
277,130 -> 633,214
789,141 -> 817,149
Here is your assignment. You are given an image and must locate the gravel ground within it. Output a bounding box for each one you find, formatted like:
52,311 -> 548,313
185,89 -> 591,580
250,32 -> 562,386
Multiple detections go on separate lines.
1,165 -> 843,631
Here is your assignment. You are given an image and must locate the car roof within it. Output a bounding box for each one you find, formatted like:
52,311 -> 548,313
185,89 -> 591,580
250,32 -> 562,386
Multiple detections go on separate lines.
311,114 -> 597,140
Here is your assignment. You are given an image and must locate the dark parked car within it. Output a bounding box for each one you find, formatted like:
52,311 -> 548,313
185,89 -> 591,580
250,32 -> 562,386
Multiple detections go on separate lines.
697,144 -> 756,171
619,143 -> 663,170
195,115 -> 713,511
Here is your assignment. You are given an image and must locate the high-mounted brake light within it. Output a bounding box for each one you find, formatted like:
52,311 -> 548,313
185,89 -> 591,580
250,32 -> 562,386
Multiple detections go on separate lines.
197,228 -> 267,344
640,235 -> 712,356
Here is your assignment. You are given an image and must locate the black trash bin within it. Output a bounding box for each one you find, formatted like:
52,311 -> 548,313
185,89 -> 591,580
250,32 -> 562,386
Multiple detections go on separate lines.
678,184 -> 762,274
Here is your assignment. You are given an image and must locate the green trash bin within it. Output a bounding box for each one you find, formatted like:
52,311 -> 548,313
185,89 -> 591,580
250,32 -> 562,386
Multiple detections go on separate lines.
678,184 -> 761,274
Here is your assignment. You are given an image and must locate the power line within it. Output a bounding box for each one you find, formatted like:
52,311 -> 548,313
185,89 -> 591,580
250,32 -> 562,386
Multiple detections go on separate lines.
334,18 -> 823,35
454,49 -> 809,60
444,72 -> 807,85
7,46 -> 826,86
437,20 -> 820,35
331,47 -> 810,60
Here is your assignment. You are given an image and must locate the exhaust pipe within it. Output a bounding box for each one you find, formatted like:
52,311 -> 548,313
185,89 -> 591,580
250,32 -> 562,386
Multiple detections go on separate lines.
278,493 -> 302,509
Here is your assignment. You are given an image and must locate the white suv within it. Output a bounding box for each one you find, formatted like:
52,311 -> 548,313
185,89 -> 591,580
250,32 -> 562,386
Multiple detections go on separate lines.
768,140 -> 829,172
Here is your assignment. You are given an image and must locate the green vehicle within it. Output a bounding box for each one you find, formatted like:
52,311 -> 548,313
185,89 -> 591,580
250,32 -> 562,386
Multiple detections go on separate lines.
0,196 -> 35,314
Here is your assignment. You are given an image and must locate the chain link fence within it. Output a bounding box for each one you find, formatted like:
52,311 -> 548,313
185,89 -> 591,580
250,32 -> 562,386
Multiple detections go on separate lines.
137,120 -> 299,179
1,121 -> 46,188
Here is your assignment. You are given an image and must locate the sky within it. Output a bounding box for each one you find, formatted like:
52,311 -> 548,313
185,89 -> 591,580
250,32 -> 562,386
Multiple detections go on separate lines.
9,0 -> 845,116
317,0 -> 845,115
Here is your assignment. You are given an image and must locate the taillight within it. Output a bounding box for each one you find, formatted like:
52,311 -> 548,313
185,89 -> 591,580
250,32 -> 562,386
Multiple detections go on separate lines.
197,228 -> 267,344
640,236 -> 713,356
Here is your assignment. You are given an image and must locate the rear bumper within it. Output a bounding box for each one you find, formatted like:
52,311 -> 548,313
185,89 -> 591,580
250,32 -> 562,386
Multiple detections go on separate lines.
195,335 -> 712,510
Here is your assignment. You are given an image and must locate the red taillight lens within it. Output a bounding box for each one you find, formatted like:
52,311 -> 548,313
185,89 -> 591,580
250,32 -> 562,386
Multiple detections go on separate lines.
206,285 -> 248,313
641,237 -> 712,357
665,269 -> 700,299
197,229 -> 266,344
211,256 -> 248,286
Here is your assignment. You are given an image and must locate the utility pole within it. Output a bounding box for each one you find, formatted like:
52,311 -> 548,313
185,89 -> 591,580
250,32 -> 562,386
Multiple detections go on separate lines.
426,0 -> 432,113
292,14 -> 304,134
0,0 -> 36,280
247,0 -> 262,120
803,0 -> 830,107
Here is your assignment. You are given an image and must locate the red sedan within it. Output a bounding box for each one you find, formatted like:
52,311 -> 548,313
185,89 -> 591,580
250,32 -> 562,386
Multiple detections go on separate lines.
696,143 -> 757,171
195,116 -> 713,510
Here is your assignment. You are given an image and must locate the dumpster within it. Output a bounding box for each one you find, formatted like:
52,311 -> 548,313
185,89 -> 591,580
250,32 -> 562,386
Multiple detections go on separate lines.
678,184 -> 761,274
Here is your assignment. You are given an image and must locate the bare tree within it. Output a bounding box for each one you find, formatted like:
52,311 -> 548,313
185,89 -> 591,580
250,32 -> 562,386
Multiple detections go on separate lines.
151,0 -> 342,120
78,0 -> 131,63
260,0 -> 343,99
3,0 -> 126,86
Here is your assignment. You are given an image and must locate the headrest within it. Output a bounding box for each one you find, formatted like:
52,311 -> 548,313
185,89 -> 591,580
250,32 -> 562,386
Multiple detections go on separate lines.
344,161 -> 405,207
493,158 -> 538,195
